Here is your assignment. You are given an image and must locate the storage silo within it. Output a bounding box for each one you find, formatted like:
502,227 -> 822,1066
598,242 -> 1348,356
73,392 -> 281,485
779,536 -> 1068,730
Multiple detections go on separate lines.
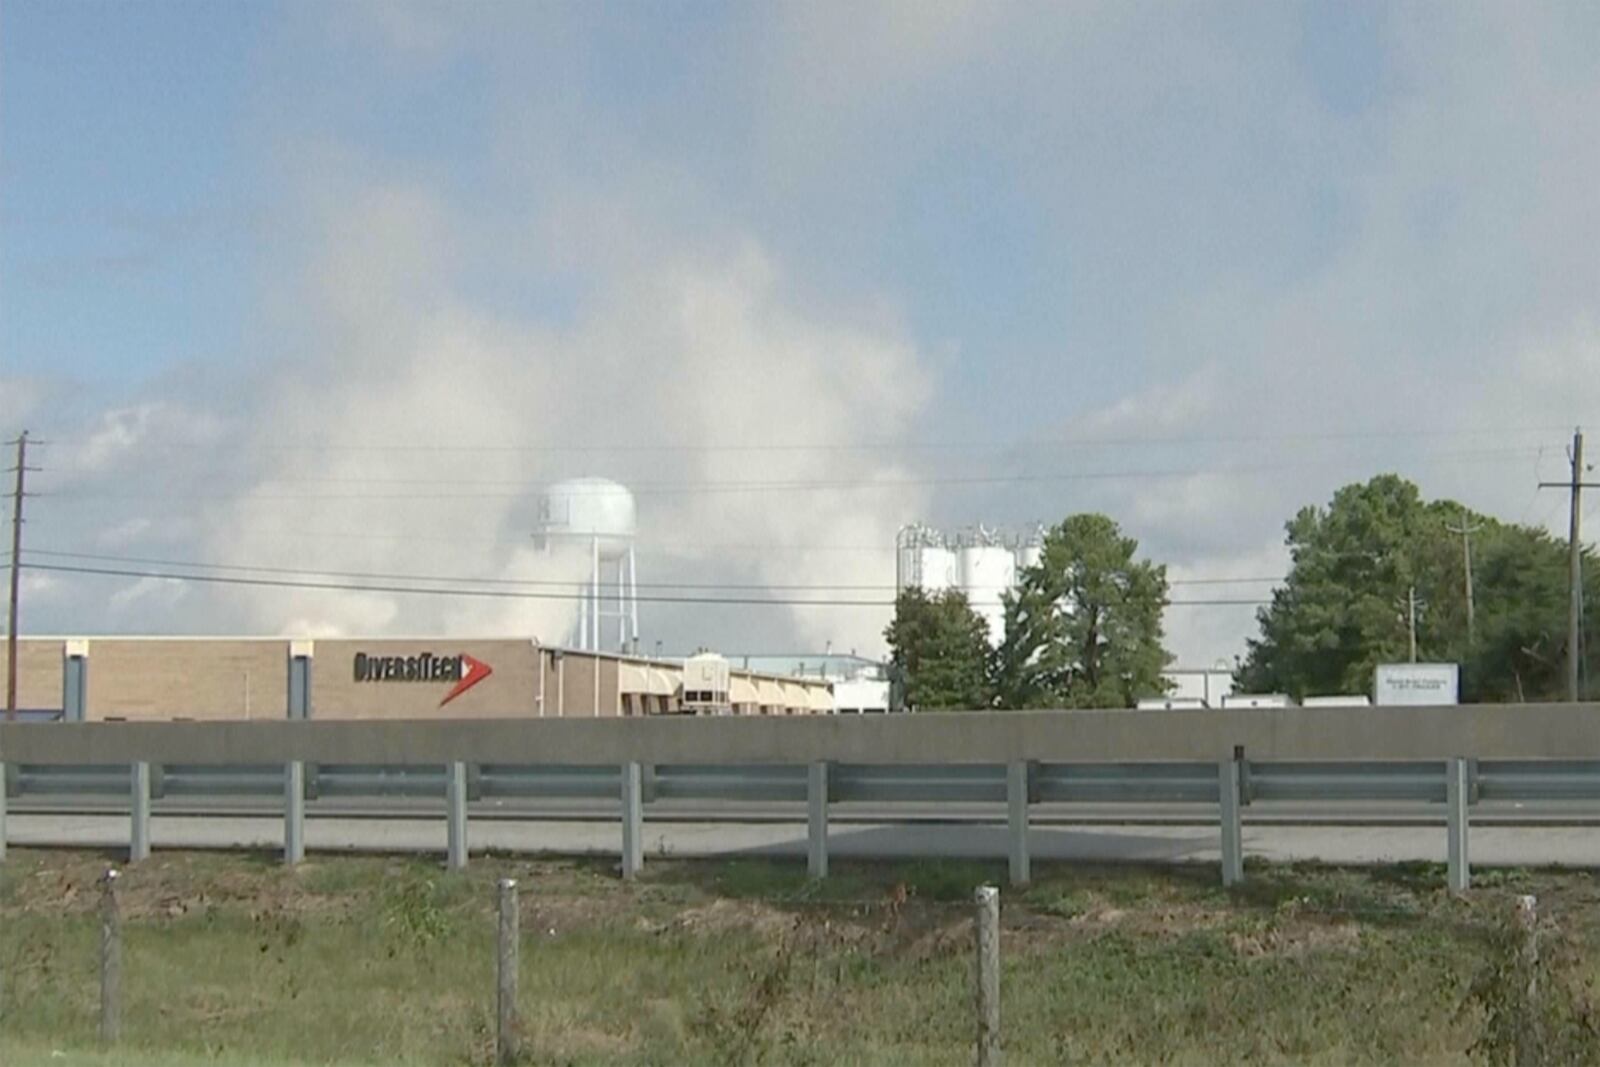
1017,528 -> 1044,574
958,538 -> 1015,647
895,525 -> 957,594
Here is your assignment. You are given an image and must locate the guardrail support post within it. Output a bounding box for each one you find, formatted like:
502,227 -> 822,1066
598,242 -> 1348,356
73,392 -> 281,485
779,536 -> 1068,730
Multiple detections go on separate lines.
1447,756 -> 1470,894
974,884 -> 1000,1067
284,761 -> 305,865
1007,760 -> 1030,887
1218,757 -> 1243,887
129,762 -> 151,863
807,761 -> 829,880
447,760 -> 468,871
621,761 -> 643,880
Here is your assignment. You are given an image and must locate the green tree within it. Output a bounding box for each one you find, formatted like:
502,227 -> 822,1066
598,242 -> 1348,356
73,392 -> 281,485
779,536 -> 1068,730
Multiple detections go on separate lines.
993,514 -> 1172,708
1236,474 -> 1599,701
883,587 -> 993,710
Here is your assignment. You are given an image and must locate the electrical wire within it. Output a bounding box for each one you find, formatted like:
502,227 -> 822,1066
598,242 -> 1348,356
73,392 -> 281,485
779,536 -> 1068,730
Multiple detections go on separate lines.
37,423 -> 1571,456
35,445 -> 1553,502
21,549 -> 1287,591
19,561 -> 1273,609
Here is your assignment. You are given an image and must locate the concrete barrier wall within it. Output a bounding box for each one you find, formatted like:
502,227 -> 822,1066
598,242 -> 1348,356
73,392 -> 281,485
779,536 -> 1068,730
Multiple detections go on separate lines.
5,704 -> 1600,765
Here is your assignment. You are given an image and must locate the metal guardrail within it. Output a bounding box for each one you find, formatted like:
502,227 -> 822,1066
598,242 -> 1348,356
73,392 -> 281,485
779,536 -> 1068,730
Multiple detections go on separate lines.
9,758 -> 1600,805
10,709 -> 1600,895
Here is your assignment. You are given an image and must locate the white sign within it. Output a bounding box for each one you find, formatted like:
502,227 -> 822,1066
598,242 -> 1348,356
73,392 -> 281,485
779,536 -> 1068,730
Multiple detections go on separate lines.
1374,663 -> 1460,706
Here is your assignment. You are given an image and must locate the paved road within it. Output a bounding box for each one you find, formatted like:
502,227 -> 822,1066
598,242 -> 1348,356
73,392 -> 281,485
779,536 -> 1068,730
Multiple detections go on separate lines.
11,811 -> 1600,868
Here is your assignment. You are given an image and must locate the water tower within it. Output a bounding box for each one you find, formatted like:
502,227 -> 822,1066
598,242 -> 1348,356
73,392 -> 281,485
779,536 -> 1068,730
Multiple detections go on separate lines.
535,478 -> 638,653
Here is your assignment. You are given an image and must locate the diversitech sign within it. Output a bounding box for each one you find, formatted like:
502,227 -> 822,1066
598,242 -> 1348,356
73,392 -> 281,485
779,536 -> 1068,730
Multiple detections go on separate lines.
352,652 -> 494,708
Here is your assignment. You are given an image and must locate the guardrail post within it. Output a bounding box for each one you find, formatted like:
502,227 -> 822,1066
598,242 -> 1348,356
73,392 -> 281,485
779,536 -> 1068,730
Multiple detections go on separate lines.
496,878 -> 520,1065
447,761 -> 468,871
100,868 -> 121,1044
1234,744 -> 1252,807
974,884 -> 1000,1067
129,762 -> 151,863
1447,756 -> 1470,894
807,761 -> 829,880
284,761 -> 305,865
1007,760 -> 1030,887
621,761 -> 643,880
1218,757 -> 1243,887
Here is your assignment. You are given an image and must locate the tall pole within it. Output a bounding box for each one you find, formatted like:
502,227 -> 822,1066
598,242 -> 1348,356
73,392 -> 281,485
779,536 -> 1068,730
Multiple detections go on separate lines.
1569,430 -> 1585,702
1539,428 -> 1598,702
7,430 -> 30,722
1407,585 -> 1418,664
1446,516 -> 1483,650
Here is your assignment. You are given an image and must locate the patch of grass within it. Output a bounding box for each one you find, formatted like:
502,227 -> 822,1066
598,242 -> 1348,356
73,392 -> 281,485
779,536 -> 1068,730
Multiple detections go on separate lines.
1,850 -> 1597,1065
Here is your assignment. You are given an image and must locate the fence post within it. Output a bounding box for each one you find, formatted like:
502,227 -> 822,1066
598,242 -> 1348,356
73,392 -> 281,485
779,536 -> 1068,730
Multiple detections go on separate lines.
129,762 -> 151,863
284,761 -> 305,865
447,761 -> 468,872
1516,893 -> 1539,1064
621,761 -> 643,880
496,878 -> 520,1066
807,761 -> 829,880
1006,760 -> 1030,887
1447,756 -> 1470,894
975,884 -> 1000,1067
1218,757 -> 1243,887
100,868 -> 121,1044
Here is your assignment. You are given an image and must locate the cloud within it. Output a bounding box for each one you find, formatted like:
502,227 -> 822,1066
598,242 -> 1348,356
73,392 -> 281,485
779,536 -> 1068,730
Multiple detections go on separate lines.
182,175 -> 931,652
14,2 -> 1600,671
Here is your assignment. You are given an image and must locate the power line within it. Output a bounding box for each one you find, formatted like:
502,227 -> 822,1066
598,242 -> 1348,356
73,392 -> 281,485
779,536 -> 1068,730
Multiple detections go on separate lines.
21,550 -> 1286,593
38,423 -> 1571,456
19,562 -> 1272,609
37,445 -> 1552,502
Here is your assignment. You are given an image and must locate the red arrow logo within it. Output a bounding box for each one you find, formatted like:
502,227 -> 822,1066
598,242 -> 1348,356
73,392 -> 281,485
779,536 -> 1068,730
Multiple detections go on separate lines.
439,654 -> 493,707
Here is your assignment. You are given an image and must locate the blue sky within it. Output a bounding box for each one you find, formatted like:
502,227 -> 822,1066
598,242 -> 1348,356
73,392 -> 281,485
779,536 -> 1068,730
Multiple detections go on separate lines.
3,2 -> 1599,662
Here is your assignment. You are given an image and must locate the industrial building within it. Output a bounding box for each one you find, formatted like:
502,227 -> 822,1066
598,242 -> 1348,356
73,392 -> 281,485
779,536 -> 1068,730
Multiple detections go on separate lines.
1,637 -> 834,721
735,653 -> 892,714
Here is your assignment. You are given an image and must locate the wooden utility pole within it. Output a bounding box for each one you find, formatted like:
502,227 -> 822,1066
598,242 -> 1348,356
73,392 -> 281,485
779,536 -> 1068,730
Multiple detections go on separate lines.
1407,585 -> 1419,664
1540,429 -> 1598,702
1445,515 -> 1484,649
6,430 -> 33,722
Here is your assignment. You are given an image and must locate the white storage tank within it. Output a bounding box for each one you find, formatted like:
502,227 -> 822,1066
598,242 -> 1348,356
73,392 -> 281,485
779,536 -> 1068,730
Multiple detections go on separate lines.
536,477 -> 637,558
959,544 -> 1015,646
896,526 -> 957,593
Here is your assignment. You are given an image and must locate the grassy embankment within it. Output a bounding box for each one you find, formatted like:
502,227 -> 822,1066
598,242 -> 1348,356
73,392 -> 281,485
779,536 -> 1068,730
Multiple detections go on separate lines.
2,849 -> 1597,1065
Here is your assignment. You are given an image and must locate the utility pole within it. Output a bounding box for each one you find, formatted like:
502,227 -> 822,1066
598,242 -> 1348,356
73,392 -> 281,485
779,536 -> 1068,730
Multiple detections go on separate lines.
1407,585 -> 1418,664
1539,429 -> 1598,702
7,430 -> 35,722
1445,515 -> 1484,649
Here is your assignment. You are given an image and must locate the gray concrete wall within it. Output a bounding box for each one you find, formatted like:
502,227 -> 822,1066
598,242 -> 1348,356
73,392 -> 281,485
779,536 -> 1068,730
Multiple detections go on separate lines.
4,704 -> 1600,765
